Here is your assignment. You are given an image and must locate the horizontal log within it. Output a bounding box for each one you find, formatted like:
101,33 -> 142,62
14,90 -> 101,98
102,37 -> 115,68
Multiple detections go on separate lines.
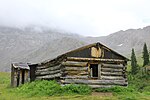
102,64 -> 124,69
64,70 -> 88,75
67,57 -> 125,62
62,79 -> 128,86
60,75 -> 88,79
36,65 -> 61,72
101,76 -> 125,80
101,72 -> 123,76
62,61 -> 88,67
64,67 -> 88,71
88,85 -> 115,88
101,68 -> 124,72
36,73 -> 61,79
37,63 -> 60,69
78,72 -> 89,75
35,70 -> 61,76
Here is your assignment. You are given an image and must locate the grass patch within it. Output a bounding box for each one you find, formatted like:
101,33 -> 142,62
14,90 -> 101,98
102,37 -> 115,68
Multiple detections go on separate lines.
95,86 -> 134,93
1,72 -> 150,100
15,80 -> 92,97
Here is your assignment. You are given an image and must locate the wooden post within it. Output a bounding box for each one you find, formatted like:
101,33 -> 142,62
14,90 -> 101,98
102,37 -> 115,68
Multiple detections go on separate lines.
17,68 -> 20,87
98,64 -> 101,79
11,64 -> 14,87
88,63 -> 90,78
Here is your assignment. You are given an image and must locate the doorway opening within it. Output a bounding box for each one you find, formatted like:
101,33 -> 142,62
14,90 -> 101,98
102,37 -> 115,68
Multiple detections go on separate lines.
90,64 -> 98,78
21,70 -> 25,84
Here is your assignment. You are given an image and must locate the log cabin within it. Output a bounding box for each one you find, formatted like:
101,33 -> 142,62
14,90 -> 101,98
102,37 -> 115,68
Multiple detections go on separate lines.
11,42 -> 129,88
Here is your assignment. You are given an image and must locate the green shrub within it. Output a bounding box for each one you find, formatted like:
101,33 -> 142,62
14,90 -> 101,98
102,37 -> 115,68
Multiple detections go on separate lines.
63,84 -> 92,95
15,80 -> 91,97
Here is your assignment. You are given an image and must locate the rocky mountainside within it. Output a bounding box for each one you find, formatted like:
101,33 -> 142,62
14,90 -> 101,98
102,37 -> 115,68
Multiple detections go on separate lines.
0,26 -> 150,71
87,26 -> 150,56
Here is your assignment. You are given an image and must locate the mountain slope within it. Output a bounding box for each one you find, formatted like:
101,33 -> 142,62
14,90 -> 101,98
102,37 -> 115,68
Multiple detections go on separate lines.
0,26 -> 150,71
87,26 -> 150,56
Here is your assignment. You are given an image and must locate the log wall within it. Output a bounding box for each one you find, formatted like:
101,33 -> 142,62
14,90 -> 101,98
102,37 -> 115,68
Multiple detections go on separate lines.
60,57 -> 127,88
35,56 -> 127,88
35,55 -> 65,80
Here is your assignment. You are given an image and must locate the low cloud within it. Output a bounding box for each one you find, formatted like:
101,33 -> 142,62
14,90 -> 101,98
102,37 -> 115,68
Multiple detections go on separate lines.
0,0 -> 150,36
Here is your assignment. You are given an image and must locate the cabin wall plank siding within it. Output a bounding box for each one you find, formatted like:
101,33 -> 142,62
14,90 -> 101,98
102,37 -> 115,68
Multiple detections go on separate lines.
67,48 -> 91,58
103,49 -> 124,60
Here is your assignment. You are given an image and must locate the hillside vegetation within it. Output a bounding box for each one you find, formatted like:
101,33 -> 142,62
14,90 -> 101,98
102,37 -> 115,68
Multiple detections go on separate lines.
0,71 -> 150,100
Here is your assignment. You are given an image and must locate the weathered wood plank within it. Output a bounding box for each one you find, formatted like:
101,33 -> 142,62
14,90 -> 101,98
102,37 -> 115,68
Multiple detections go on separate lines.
62,61 -> 88,67
102,64 -> 124,69
67,57 -> 125,62
62,79 -> 127,86
91,47 -> 101,57
35,70 -> 61,76
36,65 -> 61,72
60,75 -> 88,79
101,68 -> 123,72
36,73 -> 61,79
37,63 -> 60,69
64,67 -> 88,71
101,76 -> 125,80
64,70 -> 88,75
88,85 -> 116,88
101,72 -> 123,76
98,64 -> 101,79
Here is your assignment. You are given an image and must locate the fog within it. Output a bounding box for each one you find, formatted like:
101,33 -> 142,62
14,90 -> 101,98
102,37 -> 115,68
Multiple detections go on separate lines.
0,0 -> 150,36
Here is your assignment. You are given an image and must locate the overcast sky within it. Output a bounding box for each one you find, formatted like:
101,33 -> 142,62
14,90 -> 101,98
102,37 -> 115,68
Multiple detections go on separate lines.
0,0 -> 150,36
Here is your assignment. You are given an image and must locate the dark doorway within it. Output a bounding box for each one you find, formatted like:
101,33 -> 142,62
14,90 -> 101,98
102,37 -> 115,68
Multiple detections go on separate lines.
29,64 -> 37,81
90,64 -> 98,78
22,70 -> 25,84
17,70 -> 20,87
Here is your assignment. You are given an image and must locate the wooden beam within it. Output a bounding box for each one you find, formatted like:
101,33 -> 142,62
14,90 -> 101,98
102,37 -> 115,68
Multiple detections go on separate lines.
64,67 -> 88,71
37,63 -> 60,69
35,69 -> 61,76
101,76 -> 125,80
101,68 -> 123,72
36,73 -> 61,79
64,70 -> 88,75
88,85 -> 116,88
102,64 -> 124,69
60,75 -> 88,79
62,61 -> 88,67
67,57 -> 125,62
62,79 -> 128,86
36,65 -> 61,72
101,72 -> 123,76
98,64 -> 101,79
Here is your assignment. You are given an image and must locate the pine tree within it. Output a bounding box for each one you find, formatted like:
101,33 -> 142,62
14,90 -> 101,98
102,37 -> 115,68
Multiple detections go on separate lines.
142,43 -> 149,67
131,48 -> 138,74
